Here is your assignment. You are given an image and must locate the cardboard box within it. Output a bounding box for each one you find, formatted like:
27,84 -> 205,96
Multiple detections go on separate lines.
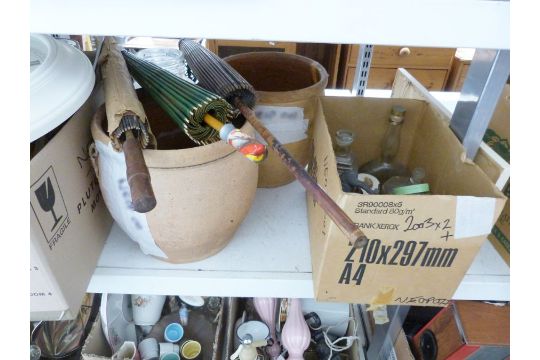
307,96 -> 505,306
483,84 -> 510,162
30,90 -> 113,321
391,68 -> 510,190
485,84 -> 510,264
81,317 -> 112,360
82,297 -> 233,360
479,83 -> 510,187
488,183 -> 510,265
390,69 -> 510,265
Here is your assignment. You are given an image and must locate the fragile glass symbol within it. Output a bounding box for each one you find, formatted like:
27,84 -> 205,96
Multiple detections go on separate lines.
34,177 -> 63,231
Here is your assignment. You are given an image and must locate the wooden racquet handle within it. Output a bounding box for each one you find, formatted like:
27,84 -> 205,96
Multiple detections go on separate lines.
235,98 -> 368,248
122,130 -> 157,213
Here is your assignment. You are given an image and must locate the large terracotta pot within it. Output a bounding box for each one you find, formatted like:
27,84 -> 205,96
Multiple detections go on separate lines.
224,52 -> 328,188
90,91 -> 258,263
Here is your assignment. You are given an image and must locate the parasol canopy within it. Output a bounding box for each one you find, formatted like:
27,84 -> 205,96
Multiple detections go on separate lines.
178,39 -> 368,248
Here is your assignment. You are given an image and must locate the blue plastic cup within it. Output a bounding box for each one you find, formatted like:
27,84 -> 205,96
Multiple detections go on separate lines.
164,322 -> 184,343
160,353 -> 180,360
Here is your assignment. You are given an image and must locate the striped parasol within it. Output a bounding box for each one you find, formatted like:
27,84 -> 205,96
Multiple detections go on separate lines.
179,39 -> 256,108
179,39 -> 368,248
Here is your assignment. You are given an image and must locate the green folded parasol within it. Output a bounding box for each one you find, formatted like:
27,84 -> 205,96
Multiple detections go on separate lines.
122,50 -> 267,162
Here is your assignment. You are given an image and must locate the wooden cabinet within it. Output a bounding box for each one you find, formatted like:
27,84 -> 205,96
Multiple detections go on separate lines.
205,40 -> 342,88
412,301 -> 509,360
445,48 -> 475,91
206,41 -> 458,91
338,45 -> 456,90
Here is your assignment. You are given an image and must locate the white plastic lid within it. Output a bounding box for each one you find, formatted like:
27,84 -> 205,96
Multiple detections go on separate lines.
179,296 -> 205,307
30,34 -> 95,142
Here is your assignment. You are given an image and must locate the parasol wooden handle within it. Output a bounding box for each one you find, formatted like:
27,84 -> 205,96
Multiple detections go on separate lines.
122,129 -> 157,213
235,98 -> 368,248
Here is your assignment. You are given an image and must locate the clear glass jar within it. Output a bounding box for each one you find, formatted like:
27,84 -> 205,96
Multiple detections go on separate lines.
136,48 -> 189,81
382,167 -> 427,194
334,129 -> 357,175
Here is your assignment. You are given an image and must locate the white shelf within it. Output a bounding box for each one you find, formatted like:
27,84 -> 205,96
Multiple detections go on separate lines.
30,0 -> 509,49
453,240 -> 510,301
88,181 -> 509,301
89,182 -> 314,298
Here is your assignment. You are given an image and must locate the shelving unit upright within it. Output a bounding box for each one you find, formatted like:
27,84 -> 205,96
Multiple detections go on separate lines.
30,2 -> 510,356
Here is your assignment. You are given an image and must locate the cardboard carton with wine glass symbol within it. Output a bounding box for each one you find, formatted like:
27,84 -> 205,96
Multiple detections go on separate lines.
30,88 -> 113,321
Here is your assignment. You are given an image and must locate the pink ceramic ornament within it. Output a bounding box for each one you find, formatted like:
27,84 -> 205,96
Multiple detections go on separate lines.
253,298 -> 281,359
281,299 -> 310,360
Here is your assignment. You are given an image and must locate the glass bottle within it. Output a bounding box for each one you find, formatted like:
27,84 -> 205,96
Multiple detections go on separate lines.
334,129 -> 357,175
382,167 -> 426,194
358,105 -> 408,184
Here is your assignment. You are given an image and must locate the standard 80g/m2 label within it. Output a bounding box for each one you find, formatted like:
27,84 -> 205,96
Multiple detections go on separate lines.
354,200 -> 455,241
338,239 -> 459,286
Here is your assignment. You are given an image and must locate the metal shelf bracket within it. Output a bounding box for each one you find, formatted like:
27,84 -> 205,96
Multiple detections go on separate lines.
450,49 -> 510,159
352,45 -> 374,96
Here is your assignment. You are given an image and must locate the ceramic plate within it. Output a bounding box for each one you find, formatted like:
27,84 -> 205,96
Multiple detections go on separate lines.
30,34 -> 94,141
179,296 -> 205,307
100,294 -> 138,353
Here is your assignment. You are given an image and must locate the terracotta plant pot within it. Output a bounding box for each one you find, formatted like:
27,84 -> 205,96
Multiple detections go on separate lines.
90,91 -> 258,263
224,52 -> 328,188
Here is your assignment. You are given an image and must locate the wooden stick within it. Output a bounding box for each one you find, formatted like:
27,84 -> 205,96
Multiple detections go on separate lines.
234,98 -> 368,248
122,129 -> 157,213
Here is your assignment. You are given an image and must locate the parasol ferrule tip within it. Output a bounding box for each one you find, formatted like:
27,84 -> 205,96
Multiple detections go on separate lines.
353,235 -> 369,249
220,124 -> 267,163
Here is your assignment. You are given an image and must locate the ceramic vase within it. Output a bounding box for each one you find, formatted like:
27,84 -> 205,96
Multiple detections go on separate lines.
253,298 -> 281,359
281,299 -> 310,360
131,294 -> 166,326
112,341 -> 140,360
91,104 -> 258,264
138,338 -> 159,360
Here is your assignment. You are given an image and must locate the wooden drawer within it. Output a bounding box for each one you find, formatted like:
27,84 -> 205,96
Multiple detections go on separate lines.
345,67 -> 447,91
369,68 -> 447,90
344,66 -> 356,88
446,50 -> 474,91
346,45 -> 454,69
372,46 -> 455,68
446,61 -> 470,91
348,44 -> 360,66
